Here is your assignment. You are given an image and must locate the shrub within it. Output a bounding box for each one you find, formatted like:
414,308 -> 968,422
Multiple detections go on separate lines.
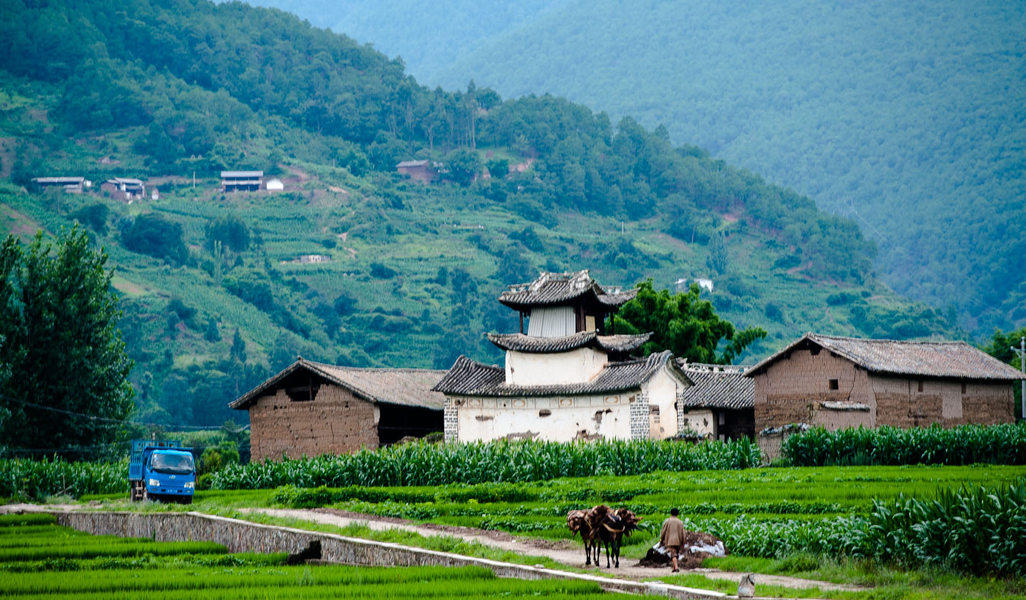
121,214 -> 189,264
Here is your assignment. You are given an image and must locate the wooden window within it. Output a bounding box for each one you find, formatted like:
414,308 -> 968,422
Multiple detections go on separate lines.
918,380 -> 924,393
961,382 -> 967,394
828,379 -> 839,390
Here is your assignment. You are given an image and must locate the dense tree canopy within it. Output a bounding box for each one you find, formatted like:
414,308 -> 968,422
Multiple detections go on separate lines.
612,281 -> 767,364
0,227 -> 134,459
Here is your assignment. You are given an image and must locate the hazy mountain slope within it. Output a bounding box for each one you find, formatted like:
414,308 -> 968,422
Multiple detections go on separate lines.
0,0 -> 953,429
255,0 -> 1025,332
243,0 -> 569,81
432,0 -> 1026,332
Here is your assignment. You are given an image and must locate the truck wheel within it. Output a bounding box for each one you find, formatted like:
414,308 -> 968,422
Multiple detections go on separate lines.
182,497 -> 193,505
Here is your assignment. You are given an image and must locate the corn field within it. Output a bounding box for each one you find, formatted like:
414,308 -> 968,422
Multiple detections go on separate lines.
0,458 -> 127,500
863,478 -> 1026,577
782,423 -> 1026,467
211,438 -> 763,490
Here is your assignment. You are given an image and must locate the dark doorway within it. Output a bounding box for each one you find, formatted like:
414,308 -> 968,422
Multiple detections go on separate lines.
376,404 -> 444,445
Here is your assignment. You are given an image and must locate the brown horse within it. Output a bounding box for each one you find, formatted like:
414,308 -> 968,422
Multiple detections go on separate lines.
596,507 -> 640,569
566,509 -> 597,566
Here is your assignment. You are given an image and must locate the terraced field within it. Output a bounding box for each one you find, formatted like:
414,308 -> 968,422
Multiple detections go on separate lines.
0,514 -> 610,600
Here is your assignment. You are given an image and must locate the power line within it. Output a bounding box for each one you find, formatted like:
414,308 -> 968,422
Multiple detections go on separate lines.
1,394 -> 235,430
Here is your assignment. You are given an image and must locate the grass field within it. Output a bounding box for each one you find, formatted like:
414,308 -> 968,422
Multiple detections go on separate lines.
0,514 -> 609,600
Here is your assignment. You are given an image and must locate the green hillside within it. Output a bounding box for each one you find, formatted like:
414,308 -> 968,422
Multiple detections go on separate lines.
255,0 -> 1026,333
0,0 -> 951,429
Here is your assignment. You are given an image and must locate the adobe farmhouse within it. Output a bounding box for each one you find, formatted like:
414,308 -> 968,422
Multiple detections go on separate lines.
230,359 -> 446,461
747,333 -> 1025,458
433,271 -> 696,442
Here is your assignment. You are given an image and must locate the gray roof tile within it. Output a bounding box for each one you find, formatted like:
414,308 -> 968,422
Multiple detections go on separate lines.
230,359 -> 447,410
487,332 -> 650,354
498,270 -> 636,309
433,351 -> 688,397
746,333 -> 1026,380
678,362 -> 754,409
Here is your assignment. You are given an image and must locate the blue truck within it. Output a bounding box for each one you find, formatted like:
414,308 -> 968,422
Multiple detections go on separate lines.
129,440 -> 196,504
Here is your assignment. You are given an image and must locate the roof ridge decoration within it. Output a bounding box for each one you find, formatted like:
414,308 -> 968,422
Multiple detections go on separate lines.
745,332 -> 1026,380
499,270 -> 637,310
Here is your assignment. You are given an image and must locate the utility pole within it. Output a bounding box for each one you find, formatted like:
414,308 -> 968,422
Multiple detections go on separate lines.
1013,337 -> 1025,422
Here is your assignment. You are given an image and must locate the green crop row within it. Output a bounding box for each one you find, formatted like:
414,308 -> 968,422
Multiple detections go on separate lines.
681,477 -> 1026,577
213,438 -> 762,489
0,458 -> 127,501
0,540 -> 227,562
0,514 -> 57,527
782,423 -> 1026,466
863,478 -> 1026,577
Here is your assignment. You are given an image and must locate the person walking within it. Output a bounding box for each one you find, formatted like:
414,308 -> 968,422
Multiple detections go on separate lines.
659,507 -> 685,573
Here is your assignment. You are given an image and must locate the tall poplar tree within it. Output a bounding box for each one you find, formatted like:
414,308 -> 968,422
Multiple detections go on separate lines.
0,227 -> 134,459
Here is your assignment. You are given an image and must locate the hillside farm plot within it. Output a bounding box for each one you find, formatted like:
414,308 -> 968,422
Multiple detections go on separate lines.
0,514 -> 610,600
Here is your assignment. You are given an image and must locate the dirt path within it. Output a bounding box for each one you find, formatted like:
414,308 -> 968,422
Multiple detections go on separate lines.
242,508 -> 863,592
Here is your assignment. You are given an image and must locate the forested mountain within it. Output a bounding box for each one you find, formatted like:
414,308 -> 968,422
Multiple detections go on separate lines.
0,0 -> 951,429
253,0 -> 1026,333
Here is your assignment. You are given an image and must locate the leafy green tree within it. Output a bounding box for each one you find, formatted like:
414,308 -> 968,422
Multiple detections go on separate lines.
0,227 -> 134,459
445,148 -> 481,186
205,214 -> 250,253
611,280 -> 766,364
204,317 -> 221,342
70,203 -> 109,235
982,327 -> 1026,420
230,329 -> 247,364
122,214 -> 189,265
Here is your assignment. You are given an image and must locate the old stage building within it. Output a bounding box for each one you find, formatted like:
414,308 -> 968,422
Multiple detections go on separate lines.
230,359 -> 446,461
677,362 -> 754,440
746,333 -> 1025,458
433,271 -> 695,442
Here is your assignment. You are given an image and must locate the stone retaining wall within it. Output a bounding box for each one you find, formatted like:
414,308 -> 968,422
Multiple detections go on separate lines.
51,511 -> 724,600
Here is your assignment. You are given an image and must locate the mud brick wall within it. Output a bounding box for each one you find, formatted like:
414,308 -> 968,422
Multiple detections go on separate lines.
753,349 -> 876,431
871,376 -> 1013,427
248,384 -> 378,461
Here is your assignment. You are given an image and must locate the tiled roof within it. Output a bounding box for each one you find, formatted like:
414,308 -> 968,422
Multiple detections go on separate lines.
745,333 -> 1026,380
230,359 -> 447,410
487,332 -> 651,354
432,351 -> 689,397
498,270 -> 637,309
678,362 -> 754,409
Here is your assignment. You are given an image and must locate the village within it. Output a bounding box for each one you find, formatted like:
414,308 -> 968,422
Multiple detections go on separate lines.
3,1 -> 1026,599
231,270 -> 1022,462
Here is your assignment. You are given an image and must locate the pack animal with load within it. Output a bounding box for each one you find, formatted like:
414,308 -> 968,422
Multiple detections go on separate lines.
128,440 -> 196,504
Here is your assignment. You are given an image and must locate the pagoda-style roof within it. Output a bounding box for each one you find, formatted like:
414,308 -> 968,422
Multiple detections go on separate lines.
498,270 -> 637,311
432,351 -> 690,397
487,332 -> 651,354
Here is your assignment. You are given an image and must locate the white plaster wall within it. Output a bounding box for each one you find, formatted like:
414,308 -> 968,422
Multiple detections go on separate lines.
680,408 -> 715,436
642,366 -> 687,439
453,394 -> 633,442
506,348 -> 608,386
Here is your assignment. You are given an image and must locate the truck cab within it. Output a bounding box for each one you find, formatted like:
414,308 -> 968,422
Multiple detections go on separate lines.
129,440 -> 196,503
